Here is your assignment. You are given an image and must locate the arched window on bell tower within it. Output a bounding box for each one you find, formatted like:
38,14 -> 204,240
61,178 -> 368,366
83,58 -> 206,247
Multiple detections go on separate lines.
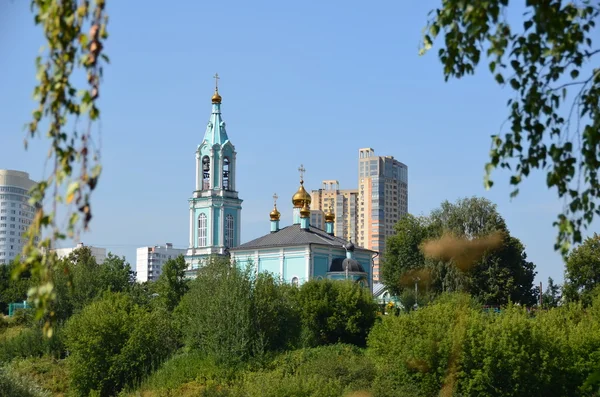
223,157 -> 230,190
202,156 -> 211,190
224,214 -> 234,247
198,213 -> 207,247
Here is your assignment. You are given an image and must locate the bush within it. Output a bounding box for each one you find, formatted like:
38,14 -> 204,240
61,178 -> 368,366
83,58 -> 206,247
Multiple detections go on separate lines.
367,293 -> 479,396
0,326 -> 64,362
176,258 -> 300,366
139,351 -> 230,392
65,291 -> 178,397
0,366 -> 50,397
242,344 -> 376,397
297,279 -> 378,347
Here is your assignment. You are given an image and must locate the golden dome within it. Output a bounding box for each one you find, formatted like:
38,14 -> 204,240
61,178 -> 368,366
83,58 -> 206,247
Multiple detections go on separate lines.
300,200 -> 310,218
270,206 -> 281,221
292,182 -> 311,208
325,206 -> 335,223
212,90 -> 222,104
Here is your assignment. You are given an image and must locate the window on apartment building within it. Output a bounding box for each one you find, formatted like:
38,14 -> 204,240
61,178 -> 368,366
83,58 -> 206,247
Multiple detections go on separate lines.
198,213 -> 207,247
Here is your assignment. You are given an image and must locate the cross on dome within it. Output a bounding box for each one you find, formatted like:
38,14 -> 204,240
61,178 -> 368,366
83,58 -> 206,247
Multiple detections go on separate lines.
213,72 -> 220,91
298,164 -> 306,183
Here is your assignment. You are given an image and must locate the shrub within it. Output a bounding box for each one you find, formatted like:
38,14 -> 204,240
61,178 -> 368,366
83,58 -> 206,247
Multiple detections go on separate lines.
65,292 -> 177,397
367,293 -> 478,396
0,366 -> 50,397
176,258 -> 300,366
297,279 -> 378,347
243,344 -> 376,397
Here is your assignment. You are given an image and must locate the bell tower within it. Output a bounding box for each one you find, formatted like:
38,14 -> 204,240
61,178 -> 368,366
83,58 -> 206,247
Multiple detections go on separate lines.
186,74 -> 243,269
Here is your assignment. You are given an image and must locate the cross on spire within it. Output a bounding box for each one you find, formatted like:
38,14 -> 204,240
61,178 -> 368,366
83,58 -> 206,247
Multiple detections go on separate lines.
298,164 -> 306,183
213,72 -> 220,91
273,193 -> 278,207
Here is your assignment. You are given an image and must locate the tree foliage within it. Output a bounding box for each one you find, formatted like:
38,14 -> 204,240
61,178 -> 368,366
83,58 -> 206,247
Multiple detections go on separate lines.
175,257 -> 302,366
152,254 -> 189,312
381,197 -> 537,305
564,233 -> 600,305
46,247 -> 134,322
422,0 -> 600,256
297,279 -> 378,347
65,292 -> 177,397
543,276 -> 562,308
0,260 -> 31,314
19,0 -> 109,335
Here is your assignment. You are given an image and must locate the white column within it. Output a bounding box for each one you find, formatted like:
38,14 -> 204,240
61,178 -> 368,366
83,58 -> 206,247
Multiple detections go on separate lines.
305,247 -> 311,282
232,152 -> 237,191
219,151 -> 224,191
209,149 -> 215,189
189,206 -> 194,247
195,151 -> 200,191
237,209 -> 241,248
220,206 -> 225,248
208,207 -> 213,248
279,248 -> 284,280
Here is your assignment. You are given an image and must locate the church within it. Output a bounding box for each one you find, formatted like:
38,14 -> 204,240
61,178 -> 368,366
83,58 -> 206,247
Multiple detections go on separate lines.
186,77 -> 375,288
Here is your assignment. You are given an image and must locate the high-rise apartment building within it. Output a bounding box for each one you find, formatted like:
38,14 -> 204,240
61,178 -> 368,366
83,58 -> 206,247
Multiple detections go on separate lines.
137,243 -> 187,282
0,170 -> 39,265
357,148 -> 408,281
310,180 -> 359,242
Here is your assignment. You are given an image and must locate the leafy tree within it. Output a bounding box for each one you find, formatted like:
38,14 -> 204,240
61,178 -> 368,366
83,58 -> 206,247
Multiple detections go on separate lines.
152,254 -> 189,312
421,1 -> 600,256
381,214 -> 434,297
176,257 -> 254,366
564,233 -> 600,305
382,197 -> 537,305
297,279 -> 378,347
45,247 -> 135,321
543,277 -> 562,308
65,292 -> 177,397
0,260 -> 31,314
253,272 -> 301,354
176,257 -> 302,365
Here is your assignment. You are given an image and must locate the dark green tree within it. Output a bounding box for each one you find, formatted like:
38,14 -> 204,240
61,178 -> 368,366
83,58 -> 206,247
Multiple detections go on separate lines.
296,279 -> 378,347
0,260 -> 31,314
45,247 -> 135,321
382,197 -> 537,305
65,292 -> 177,397
564,233 -> 600,305
381,214 -> 433,297
421,1 -> 600,256
543,277 -> 562,308
152,254 -> 189,312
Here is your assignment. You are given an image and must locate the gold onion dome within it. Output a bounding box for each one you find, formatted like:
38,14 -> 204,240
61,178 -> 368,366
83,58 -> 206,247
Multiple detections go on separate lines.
270,206 -> 281,221
325,206 -> 335,222
292,182 -> 311,208
212,90 -> 222,104
300,200 -> 311,218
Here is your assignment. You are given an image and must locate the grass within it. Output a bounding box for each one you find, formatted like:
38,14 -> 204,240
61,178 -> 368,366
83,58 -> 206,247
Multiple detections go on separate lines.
7,356 -> 69,395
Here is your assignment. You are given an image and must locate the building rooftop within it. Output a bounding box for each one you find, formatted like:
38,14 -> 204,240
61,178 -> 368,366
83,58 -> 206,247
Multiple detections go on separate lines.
232,224 -> 373,252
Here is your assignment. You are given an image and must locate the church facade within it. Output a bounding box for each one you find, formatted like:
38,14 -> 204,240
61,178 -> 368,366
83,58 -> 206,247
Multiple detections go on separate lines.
230,170 -> 375,288
185,76 -> 243,270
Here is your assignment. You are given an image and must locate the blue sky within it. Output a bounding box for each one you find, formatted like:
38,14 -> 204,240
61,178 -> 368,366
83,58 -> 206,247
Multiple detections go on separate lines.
0,0 -> 593,285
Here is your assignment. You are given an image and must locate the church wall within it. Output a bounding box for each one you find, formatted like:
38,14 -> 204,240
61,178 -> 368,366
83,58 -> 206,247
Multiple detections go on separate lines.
354,251 -> 373,281
212,207 -> 221,246
313,255 -> 329,278
283,254 -> 305,283
259,257 -> 279,275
